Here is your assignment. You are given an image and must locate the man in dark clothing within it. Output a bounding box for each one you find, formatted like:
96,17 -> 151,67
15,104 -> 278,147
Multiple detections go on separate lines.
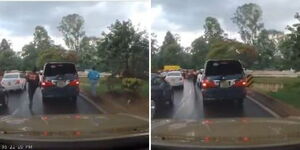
27,67 -> 39,109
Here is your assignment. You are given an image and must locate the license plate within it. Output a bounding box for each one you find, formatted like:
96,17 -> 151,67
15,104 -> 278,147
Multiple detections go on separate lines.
56,81 -> 65,87
220,81 -> 230,88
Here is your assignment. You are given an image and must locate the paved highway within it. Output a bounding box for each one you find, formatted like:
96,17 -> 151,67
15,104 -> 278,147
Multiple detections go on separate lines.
153,79 -> 273,120
0,86 -> 100,117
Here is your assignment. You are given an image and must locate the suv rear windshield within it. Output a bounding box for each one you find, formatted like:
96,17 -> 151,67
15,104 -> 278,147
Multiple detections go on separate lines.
205,60 -> 243,76
3,74 -> 18,79
167,72 -> 181,76
44,63 -> 77,76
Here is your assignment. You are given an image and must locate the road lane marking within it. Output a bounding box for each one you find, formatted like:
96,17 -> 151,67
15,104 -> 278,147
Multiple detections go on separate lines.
79,93 -> 107,114
174,80 -> 195,117
12,108 -> 19,115
247,96 -> 280,118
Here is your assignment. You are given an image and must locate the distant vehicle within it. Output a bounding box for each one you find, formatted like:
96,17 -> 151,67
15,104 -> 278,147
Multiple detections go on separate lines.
41,62 -> 79,102
1,72 -> 26,92
160,71 -> 168,78
0,85 -> 8,107
163,65 -> 181,72
151,73 -> 173,106
201,60 -> 246,105
164,71 -> 184,87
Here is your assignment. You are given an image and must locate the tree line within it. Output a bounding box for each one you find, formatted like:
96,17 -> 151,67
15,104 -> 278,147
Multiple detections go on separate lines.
152,3 -> 300,71
0,14 -> 149,78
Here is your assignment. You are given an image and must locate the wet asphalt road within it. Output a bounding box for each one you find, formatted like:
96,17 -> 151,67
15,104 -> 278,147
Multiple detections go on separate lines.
154,79 -> 273,120
0,86 -> 100,117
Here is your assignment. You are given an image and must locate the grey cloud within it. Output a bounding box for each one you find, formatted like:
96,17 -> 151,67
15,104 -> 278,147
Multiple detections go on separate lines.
0,1 -> 144,37
152,0 -> 300,33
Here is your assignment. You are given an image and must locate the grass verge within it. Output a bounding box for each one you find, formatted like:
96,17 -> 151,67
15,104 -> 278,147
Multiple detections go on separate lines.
252,77 -> 300,109
79,77 -> 148,99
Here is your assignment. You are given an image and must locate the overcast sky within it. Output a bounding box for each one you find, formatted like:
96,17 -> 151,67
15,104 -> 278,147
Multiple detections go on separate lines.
152,0 -> 300,47
0,1 -> 149,52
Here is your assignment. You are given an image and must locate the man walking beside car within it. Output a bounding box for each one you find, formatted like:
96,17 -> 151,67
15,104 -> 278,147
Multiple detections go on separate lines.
27,67 -> 39,109
88,67 -> 100,97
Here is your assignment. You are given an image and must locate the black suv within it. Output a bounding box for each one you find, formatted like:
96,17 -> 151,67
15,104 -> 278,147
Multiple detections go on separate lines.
201,59 -> 246,105
41,62 -> 79,102
151,73 -> 173,106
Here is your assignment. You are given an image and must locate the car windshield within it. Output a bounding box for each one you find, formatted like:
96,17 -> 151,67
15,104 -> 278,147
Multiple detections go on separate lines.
44,64 -> 76,76
167,72 -> 181,76
205,61 -> 243,76
3,74 -> 18,79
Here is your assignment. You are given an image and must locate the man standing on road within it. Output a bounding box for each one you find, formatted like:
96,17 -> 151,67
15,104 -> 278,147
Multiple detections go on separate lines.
27,67 -> 39,109
87,67 -> 100,97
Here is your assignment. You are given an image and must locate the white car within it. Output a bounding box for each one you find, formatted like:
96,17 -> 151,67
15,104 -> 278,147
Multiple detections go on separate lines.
165,71 -> 184,87
1,72 -> 26,91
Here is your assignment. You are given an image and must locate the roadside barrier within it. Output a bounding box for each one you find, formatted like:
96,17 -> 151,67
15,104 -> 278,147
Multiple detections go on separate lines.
246,74 -> 253,87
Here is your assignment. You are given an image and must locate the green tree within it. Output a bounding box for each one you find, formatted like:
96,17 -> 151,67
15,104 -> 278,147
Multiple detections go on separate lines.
232,3 -> 264,45
159,31 -> 183,66
279,12 -> 300,71
190,36 -> 209,69
33,26 -> 53,51
21,42 -> 38,70
0,39 -> 11,51
97,20 -> 148,77
57,14 -> 85,53
37,46 -> 78,68
207,40 -> 258,68
79,36 -> 100,69
254,29 -> 284,69
0,39 -> 21,72
22,26 -> 53,70
204,17 -> 224,41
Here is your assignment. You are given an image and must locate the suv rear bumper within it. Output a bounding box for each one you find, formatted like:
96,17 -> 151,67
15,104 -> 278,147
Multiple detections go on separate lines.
41,86 -> 79,98
201,87 -> 246,101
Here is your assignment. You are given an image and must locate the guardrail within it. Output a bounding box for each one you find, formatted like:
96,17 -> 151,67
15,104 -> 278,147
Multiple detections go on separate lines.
245,70 -> 299,78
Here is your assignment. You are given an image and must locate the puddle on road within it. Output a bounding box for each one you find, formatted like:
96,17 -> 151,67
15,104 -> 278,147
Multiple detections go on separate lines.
252,83 -> 284,92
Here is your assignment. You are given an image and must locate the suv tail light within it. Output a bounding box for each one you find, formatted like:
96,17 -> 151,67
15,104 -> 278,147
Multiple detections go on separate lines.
69,80 -> 79,86
234,79 -> 247,87
202,79 -> 216,88
41,81 -> 54,87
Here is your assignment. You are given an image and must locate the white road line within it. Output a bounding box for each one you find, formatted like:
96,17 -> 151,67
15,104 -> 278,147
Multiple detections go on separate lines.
79,93 -> 107,114
247,95 -> 281,118
12,108 -> 19,115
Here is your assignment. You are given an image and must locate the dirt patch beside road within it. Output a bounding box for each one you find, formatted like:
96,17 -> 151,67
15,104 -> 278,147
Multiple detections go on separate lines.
80,90 -> 148,119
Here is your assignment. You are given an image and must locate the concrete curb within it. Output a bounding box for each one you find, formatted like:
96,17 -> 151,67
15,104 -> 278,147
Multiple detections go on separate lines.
247,89 -> 300,118
79,93 -> 107,114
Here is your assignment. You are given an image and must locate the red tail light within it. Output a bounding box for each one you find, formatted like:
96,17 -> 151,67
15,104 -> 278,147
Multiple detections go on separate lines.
234,79 -> 247,87
69,80 -> 80,86
15,80 -> 20,84
41,81 -> 54,87
202,79 -> 216,88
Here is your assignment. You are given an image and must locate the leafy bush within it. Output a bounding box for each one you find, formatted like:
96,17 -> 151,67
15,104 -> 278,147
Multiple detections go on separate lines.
122,78 -> 142,92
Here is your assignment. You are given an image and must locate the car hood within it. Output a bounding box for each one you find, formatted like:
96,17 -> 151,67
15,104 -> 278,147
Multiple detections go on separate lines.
0,113 -> 148,142
152,118 -> 300,149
